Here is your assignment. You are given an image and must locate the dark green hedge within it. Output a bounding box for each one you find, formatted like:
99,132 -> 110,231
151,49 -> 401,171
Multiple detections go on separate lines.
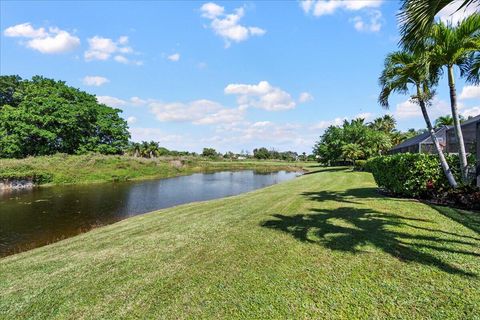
366,153 -> 464,197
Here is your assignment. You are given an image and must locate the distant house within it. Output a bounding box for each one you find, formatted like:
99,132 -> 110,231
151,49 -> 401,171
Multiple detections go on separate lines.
389,126 -> 448,154
389,114 -> 480,186
390,115 -> 480,155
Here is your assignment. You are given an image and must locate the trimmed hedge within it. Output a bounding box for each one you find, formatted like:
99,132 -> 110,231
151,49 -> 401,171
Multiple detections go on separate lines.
366,153 -> 463,197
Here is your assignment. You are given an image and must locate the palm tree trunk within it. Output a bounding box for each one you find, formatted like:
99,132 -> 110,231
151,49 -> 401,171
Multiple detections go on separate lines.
419,98 -> 458,188
447,65 -> 468,183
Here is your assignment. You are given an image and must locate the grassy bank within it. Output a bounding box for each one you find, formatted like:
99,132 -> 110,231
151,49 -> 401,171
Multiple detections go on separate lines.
0,154 -> 305,185
1,167 -> 479,318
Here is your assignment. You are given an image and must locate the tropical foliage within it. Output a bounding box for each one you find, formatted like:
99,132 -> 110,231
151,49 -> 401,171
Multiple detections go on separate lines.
0,75 -> 130,158
312,116 -> 412,166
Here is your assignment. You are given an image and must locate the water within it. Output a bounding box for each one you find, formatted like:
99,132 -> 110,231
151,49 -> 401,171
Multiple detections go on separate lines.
0,170 -> 299,257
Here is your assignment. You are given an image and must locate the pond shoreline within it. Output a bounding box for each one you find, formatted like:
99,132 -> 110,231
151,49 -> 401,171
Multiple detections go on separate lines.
0,154 -> 308,188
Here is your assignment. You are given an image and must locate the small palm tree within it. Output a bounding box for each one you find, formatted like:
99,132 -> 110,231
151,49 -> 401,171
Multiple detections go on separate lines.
398,0 -> 478,49
434,115 -> 454,127
379,50 -> 458,188
428,14 -> 480,182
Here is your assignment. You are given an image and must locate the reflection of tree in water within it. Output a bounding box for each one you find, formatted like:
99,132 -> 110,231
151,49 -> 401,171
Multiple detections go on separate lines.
0,183 -> 132,257
262,188 -> 479,277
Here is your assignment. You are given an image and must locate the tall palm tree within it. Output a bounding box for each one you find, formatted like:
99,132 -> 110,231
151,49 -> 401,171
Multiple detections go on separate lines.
379,50 -> 458,188
428,14 -> 480,182
398,0 -> 479,49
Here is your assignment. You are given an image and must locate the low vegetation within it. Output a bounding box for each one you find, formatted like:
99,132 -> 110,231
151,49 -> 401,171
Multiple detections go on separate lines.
1,167 -> 478,318
0,153 -> 305,185
367,154 -> 479,209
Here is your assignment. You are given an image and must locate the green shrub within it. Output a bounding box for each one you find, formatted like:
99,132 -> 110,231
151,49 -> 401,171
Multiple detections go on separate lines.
354,160 -> 368,171
366,153 -> 465,197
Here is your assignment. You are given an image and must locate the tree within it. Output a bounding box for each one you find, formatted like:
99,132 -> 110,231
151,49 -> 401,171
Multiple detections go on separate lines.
369,115 -> 397,133
397,0 -> 478,49
202,148 -> 218,158
379,50 -> 458,188
0,75 -> 129,158
428,14 -> 480,181
341,143 -> 364,165
434,115 -> 454,127
253,147 -> 270,160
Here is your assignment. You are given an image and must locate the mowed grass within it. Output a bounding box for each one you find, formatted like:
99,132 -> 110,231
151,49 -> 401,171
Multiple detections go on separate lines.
1,168 -> 479,319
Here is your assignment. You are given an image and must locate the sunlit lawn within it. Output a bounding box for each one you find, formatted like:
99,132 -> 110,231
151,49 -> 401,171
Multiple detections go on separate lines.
1,167 -> 479,318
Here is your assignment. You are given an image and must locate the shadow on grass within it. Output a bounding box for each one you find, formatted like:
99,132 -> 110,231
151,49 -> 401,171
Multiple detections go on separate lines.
262,190 -> 479,277
301,187 -> 381,205
302,167 -> 352,175
429,205 -> 480,236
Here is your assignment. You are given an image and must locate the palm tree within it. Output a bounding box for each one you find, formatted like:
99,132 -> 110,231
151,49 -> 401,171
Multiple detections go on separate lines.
434,115 -> 455,127
463,51 -> 480,84
379,50 -> 458,188
428,14 -> 480,182
370,115 -> 397,133
398,0 -> 479,49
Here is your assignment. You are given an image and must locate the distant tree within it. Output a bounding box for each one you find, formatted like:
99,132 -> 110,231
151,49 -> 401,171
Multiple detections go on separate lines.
253,147 -> 270,159
0,75 -> 129,158
202,148 -> 218,158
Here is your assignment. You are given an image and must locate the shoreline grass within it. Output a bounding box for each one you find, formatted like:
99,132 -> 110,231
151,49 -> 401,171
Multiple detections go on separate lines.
1,167 -> 479,318
0,154 -> 306,186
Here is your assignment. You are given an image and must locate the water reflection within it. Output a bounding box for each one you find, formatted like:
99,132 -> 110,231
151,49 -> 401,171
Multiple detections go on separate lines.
0,170 -> 298,257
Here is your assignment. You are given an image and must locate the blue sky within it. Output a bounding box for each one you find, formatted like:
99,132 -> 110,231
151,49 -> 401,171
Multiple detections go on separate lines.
1,0 -> 479,153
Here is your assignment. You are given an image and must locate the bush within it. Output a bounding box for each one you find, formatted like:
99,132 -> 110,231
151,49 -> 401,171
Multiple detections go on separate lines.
366,153 -> 465,198
354,160 -> 368,171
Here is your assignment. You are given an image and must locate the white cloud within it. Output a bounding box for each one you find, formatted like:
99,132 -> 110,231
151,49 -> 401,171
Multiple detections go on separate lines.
200,2 -> 266,47
167,53 -> 180,61
127,116 -> 137,124
149,99 -> 244,125
4,22 -> 47,38
311,117 -> 347,130
437,1 -> 478,25
4,23 -> 79,54
300,0 -> 383,16
394,98 -> 457,120
351,10 -> 383,32
82,76 -> 109,87
224,81 -> 296,111
213,121 -> 315,151
298,92 -> 314,103
129,127 -> 186,145
459,85 -> 480,100
462,106 -> 480,118
85,36 -> 141,65
97,95 -> 127,107
130,96 -> 147,106
354,112 -> 374,120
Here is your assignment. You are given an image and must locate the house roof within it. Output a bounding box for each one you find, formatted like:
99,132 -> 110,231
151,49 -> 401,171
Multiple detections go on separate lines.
391,131 -> 431,150
390,115 -> 479,152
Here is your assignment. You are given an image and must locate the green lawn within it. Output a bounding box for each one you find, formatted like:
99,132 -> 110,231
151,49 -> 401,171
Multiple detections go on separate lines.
1,167 -> 479,319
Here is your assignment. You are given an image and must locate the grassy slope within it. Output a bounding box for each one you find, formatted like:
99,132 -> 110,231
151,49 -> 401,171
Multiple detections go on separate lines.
0,154 -> 304,185
0,167 -> 479,319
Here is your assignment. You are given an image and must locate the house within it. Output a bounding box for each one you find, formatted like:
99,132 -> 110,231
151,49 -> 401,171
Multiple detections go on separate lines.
389,114 -> 480,186
389,126 -> 448,154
